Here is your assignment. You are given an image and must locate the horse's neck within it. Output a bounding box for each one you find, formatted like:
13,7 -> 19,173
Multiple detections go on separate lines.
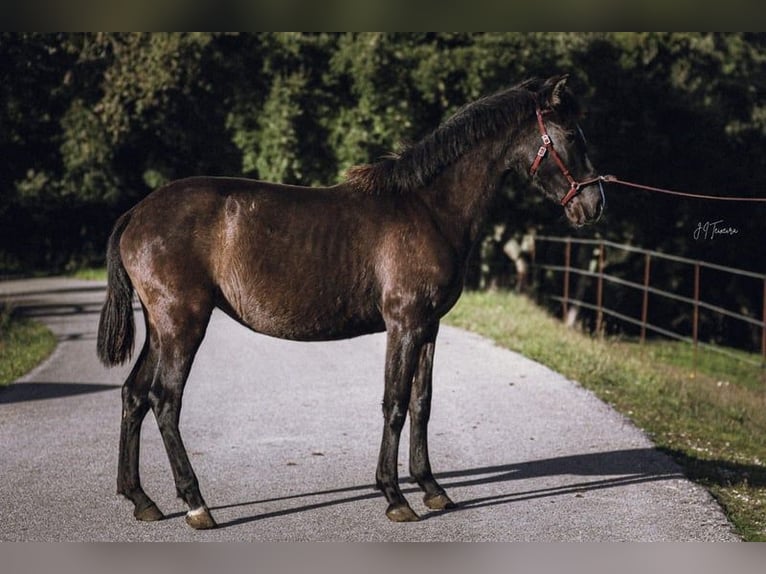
419,139 -> 507,256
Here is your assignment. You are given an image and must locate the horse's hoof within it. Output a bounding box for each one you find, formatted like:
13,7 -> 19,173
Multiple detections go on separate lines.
424,492 -> 456,510
386,503 -> 420,522
185,506 -> 217,530
134,502 -> 164,522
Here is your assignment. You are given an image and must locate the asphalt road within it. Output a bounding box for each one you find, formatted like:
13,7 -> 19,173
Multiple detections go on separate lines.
0,277 -> 738,541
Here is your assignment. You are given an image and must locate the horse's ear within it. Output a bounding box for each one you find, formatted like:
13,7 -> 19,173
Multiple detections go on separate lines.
539,74 -> 570,111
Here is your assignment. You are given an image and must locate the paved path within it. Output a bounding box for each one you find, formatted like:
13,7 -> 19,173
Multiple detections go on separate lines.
0,278 -> 737,541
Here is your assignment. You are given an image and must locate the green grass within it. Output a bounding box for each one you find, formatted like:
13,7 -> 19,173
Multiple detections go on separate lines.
71,267 -> 107,281
0,305 -> 57,386
445,290 -> 766,541
1,265 -> 102,385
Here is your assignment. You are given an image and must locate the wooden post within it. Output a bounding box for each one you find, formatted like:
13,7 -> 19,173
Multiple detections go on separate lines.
562,238 -> 571,322
692,263 -> 700,378
762,278 -> 766,375
640,252 -> 651,345
596,242 -> 605,337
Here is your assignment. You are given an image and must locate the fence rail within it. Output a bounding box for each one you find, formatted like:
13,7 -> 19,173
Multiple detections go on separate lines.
532,235 -> 766,371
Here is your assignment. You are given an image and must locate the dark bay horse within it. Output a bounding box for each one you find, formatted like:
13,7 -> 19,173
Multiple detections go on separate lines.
97,75 -> 605,529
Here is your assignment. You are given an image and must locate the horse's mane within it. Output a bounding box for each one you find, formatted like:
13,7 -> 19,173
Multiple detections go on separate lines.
344,79 -> 542,195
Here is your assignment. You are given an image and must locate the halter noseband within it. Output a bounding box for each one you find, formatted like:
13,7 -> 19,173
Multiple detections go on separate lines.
530,108 -> 603,206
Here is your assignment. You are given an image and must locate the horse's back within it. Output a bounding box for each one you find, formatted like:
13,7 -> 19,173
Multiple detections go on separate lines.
120,175 -> 344,265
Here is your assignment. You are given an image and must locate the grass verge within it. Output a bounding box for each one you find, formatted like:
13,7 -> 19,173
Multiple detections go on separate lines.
71,267 -> 107,281
0,304 -> 57,386
445,290 -> 766,541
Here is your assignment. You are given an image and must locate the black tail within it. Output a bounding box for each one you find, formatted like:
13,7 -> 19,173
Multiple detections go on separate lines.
97,212 -> 136,367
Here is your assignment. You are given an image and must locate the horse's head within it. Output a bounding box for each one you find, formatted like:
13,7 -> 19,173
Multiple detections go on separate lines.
511,75 -> 605,227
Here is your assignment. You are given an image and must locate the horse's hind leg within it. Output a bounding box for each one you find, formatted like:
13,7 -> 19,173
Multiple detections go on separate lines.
117,333 -> 164,522
147,299 -> 216,529
408,325 -> 455,511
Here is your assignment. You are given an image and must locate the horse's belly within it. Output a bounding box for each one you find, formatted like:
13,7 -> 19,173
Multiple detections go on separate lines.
250,307 -> 385,342
218,281 -> 385,342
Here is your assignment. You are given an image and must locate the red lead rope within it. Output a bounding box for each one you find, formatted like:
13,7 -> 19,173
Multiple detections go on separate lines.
601,175 -> 766,203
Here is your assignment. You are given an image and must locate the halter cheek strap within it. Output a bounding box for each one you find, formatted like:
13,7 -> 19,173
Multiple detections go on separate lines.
529,109 -> 556,177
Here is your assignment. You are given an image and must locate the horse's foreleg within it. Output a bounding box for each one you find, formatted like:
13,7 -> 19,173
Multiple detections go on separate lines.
376,323 -> 429,522
408,327 -> 455,511
117,338 -> 164,522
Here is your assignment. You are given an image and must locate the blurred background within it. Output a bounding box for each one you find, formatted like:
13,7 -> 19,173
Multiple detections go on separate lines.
1,32 -> 764,348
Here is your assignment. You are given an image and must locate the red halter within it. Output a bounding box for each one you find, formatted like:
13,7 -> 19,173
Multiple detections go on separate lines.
529,108 -> 603,206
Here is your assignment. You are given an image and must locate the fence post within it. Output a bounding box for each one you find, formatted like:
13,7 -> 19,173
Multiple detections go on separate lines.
596,241 -> 605,337
692,263 -> 700,378
562,238 -> 571,322
762,277 -> 766,374
640,252 -> 651,345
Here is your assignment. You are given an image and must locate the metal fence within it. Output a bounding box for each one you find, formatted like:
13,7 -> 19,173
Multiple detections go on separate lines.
531,235 -> 766,372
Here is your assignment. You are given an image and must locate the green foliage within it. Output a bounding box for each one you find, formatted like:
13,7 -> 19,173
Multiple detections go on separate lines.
253,71 -> 307,182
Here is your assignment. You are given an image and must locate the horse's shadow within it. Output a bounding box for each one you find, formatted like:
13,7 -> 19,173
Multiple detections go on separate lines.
0,381 -> 120,404
169,447 -> 738,529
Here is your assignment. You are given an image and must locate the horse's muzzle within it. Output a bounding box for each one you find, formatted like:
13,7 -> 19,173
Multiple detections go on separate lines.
564,179 -> 605,227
